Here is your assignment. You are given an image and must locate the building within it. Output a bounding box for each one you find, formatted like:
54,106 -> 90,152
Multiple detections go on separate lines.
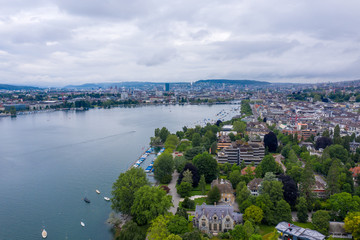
329,222 -> 352,239
247,178 -> 263,196
276,222 -> 326,240
211,179 -> 235,204
165,83 -> 170,92
194,204 -> 243,234
217,141 -> 265,166
312,175 -> 327,198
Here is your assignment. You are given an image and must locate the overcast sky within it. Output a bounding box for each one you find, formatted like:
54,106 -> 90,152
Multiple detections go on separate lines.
0,0 -> 360,86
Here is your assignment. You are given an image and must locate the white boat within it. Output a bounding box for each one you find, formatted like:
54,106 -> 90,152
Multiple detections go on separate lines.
81,221 -> 85,227
104,197 -> 110,201
95,189 -> 100,194
42,229 -> 47,238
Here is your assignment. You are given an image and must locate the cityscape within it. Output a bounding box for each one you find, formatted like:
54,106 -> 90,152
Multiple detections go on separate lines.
1,0 -> 360,240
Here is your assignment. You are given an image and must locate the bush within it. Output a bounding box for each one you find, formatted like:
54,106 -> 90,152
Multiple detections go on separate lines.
181,197 -> 195,210
177,182 -> 193,198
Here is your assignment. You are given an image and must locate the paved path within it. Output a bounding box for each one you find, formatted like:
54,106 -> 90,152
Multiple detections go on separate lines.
168,171 -> 180,214
275,154 -> 287,172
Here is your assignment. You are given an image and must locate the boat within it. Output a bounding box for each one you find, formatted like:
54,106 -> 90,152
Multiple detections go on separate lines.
84,197 -> 91,203
81,221 -> 85,227
42,229 -> 47,238
95,189 -> 100,194
104,197 -> 110,201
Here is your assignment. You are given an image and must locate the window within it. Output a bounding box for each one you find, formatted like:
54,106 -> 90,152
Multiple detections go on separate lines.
213,224 -> 217,231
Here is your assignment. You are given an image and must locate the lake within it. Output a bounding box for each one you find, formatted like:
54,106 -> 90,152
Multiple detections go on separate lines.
0,103 -> 239,240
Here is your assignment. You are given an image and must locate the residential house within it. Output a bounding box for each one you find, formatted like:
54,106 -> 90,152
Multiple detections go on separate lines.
247,178 -> 263,196
329,222 -> 352,239
194,204 -> 243,234
211,179 -> 235,204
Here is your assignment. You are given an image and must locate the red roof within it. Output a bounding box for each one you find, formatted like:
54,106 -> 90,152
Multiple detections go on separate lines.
241,166 -> 256,175
350,166 -> 360,177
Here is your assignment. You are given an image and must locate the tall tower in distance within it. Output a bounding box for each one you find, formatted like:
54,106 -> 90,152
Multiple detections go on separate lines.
165,83 -> 170,92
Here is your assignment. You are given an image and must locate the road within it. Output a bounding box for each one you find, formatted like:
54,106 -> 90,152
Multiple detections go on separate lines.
168,171 -> 181,214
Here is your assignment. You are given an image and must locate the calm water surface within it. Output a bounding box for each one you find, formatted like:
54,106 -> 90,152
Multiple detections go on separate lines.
0,104 -> 239,240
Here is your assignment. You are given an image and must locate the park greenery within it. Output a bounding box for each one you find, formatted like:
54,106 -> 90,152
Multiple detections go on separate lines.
110,114 -> 360,240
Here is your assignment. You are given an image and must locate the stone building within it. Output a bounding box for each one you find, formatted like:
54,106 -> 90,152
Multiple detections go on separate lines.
211,179 -> 235,204
216,141 -> 265,165
194,204 -> 243,234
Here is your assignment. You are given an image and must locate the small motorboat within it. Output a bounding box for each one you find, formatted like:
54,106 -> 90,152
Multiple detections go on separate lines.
104,197 -> 110,201
42,229 -> 47,238
84,197 -> 91,203
81,221 -> 85,227
95,189 -> 100,194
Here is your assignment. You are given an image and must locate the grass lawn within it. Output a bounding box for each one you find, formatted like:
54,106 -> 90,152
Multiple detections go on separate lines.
293,222 -> 314,229
194,197 -> 207,206
258,224 -> 275,236
189,184 -> 211,196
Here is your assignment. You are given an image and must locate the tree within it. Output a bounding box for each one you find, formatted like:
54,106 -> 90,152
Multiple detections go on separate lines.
193,152 -> 219,183
315,137 -> 333,150
344,212 -> 360,240
281,144 -> 292,158
181,197 -> 195,210
192,133 -> 202,147
182,169 -> 193,185
178,163 -> 200,187
264,132 -> 278,152
181,230 -> 202,240
286,149 -> 300,168
207,186 -> 221,204
174,156 -> 187,173
333,125 -> 341,145
287,166 -> 303,184
111,167 -> 149,215
147,215 -> 171,240
329,192 -> 360,220
118,220 -> 146,240
199,175 -> 206,195
131,186 -> 172,225
177,182 -> 193,198
255,193 -> 275,225
166,234 -> 182,240
312,210 -> 330,235
229,170 -> 242,189
176,207 -> 188,220
261,180 -> 284,205
230,224 -> 246,240
234,121 -> 247,133
278,174 -> 298,207
167,215 -> 189,235
154,152 -> 174,184
327,159 -> 342,195
244,220 -> 255,237
259,155 -> 277,177
244,205 -> 264,224
159,127 -> 170,143
300,160 -> 315,209
297,197 -> 309,223
165,134 -> 180,152
274,200 -> 292,223
184,146 -> 205,160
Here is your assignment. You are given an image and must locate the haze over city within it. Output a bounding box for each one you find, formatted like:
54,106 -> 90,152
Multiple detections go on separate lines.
1,0 -> 360,87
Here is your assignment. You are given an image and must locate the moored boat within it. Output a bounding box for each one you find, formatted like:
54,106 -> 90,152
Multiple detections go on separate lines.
84,197 -> 90,203
81,221 -> 85,227
95,189 -> 100,194
104,197 -> 110,201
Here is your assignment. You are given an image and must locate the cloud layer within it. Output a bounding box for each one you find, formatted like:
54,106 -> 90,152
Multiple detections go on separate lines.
0,0 -> 360,86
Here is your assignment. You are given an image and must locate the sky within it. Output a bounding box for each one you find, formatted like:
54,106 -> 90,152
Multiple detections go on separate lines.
0,0 -> 360,87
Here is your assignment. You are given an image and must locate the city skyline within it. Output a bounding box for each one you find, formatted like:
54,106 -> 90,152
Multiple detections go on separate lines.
1,0 -> 360,86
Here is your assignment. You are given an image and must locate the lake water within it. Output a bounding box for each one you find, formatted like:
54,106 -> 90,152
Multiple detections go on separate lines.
0,104 -> 239,240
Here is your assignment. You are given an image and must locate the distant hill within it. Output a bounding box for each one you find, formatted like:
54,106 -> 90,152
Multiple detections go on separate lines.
63,82 -> 167,90
0,84 -> 40,90
194,79 -> 270,85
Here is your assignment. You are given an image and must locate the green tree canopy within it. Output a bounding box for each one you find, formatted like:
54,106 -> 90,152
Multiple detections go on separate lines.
174,156 -> 187,173
274,199 -> 292,223
229,170 -> 242,189
199,174 -> 206,195
191,133 -> 202,147
297,197 -> 309,223
154,152 -> 174,184
182,169 -> 193,185
207,186 -> 221,204
131,186 -> 173,225
244,205 -> 264,224
111,167 -> 149,215
312,210 -> 330,235
118,220 -> 146,240
259,155 -> 277,177
193,152 -> 219,183
176,182 -> 192,198
167,215 -> 189,235
147,215 -> 171,240
329,192 -> 360,220
344,212 -> 360,240
159,127 -> 170,143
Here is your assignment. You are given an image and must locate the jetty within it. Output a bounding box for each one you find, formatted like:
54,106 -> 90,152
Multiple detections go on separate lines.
128,147 -> 155,170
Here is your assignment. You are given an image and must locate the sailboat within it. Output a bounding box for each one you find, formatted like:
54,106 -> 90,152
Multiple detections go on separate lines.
42,229 -> 47,238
